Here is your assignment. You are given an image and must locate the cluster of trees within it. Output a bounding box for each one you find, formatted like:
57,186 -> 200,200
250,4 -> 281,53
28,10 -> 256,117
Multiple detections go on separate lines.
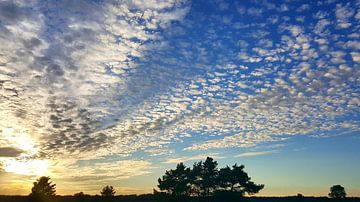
156,157 -> 264,197
27,157 -> 348,201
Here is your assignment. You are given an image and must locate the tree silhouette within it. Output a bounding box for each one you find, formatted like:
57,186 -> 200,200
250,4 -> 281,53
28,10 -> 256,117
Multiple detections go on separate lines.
158,162 -> 191,196
30,176 -> 56,197
199,157 -> 218,196
189,161 -> 203,196
28,176 -> 56,202
101,185 -> 116,197
329,185 -> 346,198
73,191 -> 88,202
217,164 -> 264,196
74,192 -> 85,197
157,157 -> 264,198
297,193 -> 304,198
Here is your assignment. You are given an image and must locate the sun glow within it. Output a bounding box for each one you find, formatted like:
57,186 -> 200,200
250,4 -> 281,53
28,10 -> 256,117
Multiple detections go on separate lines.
1,128 -> 48,176
2,128 -> 39,155
4,159 -> 49,176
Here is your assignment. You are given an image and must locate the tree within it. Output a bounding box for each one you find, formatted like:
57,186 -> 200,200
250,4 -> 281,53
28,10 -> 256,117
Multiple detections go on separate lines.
200,157 -> 219,196
30,176 -> 56,197
74,192 -> 88,202
158,163 -> 191,197
101,185 -> 116,197
189,161 -> 203,196
74,192 -> 86,197
217,164 -> 264,196
297,193 -> 304,198
329,185 -> 346,198
188,157 -> 219,197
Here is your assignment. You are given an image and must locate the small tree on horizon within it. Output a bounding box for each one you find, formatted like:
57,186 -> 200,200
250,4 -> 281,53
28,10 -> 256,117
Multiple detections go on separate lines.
30,176 -> 56,197
101,185 -> 116,197
329,185 -> 346,198
74,192 -> 87,197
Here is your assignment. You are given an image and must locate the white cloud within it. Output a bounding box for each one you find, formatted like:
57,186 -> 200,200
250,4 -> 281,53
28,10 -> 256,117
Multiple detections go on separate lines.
236,150 -> 277,157
335,3 -> 355,29
351,52 -> 360,62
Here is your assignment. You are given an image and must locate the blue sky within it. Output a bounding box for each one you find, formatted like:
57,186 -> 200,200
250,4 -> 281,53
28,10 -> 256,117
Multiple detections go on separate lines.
0,0 -> 359,196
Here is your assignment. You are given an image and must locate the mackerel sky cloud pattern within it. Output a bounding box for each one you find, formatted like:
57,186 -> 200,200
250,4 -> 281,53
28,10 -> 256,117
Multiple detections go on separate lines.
0,0 -> 359,195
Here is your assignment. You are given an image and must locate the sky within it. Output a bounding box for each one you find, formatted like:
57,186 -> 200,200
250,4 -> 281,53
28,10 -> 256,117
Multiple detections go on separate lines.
0,0 -> 359,197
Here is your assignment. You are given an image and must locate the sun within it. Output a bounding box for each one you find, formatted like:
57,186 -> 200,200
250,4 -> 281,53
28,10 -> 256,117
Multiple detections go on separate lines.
1,128 -> 48,176
4,159 -> 49,176
2,128 -> 38,155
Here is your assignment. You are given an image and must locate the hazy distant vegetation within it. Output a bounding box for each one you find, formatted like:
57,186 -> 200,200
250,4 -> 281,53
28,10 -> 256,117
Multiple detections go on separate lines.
0,157 -> 357,202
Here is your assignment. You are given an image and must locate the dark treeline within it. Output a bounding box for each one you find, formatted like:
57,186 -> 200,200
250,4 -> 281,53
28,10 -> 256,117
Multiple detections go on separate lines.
0,157 -> 357,202
0,195 -> 359,202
